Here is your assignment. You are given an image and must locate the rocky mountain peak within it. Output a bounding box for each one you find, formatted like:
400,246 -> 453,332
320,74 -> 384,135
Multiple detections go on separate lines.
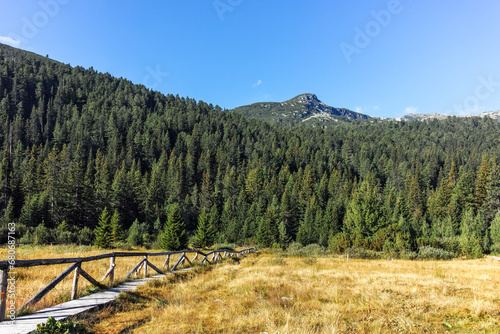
294,93 -> 319,103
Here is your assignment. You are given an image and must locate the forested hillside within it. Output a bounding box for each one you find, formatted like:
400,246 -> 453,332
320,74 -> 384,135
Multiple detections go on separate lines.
1,43 -> 500,256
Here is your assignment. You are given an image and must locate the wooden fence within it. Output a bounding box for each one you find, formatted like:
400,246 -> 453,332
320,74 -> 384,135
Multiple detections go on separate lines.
0,247 -> 256,321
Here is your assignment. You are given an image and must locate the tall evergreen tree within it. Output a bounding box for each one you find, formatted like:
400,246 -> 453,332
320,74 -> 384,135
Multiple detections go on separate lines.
95,207 -> 113,248
110,209 -> 122,243
160,203 -> 187,250
194,207 -> 215,248
490,212 -> 500,248
474,155 -> 491,210
481,166 -> 500,224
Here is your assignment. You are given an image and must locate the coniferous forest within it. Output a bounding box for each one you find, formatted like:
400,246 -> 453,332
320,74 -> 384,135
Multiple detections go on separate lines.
1,43 -> 500,257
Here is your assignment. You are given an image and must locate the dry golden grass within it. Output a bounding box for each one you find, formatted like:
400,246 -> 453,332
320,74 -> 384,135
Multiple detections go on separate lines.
81,252 -> 500,334
0,244 -> 186,313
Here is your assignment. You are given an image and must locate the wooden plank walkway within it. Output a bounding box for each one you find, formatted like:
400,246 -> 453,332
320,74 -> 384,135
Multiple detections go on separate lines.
0,274 -> 166,334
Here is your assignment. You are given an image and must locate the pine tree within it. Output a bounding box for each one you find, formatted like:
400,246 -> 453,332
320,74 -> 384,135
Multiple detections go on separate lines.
194,207 -> 215,248
343,176 -> 383,239
481,166 -> 500,224
160,203 -> 187,250
490,212 -> 500,247
208,204 -> 221,238
95,207 -> 113,248
127,219 -> 149,246
110,209 -> 122,243
474,155 -> 491,210
277,220 -> 289,245
296,197 -> 319,246
256,215 -> 274,248
459,208 -> 483,258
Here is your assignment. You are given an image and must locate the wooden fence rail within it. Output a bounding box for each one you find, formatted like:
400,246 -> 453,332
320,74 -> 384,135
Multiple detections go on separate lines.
0,247 -> 256,322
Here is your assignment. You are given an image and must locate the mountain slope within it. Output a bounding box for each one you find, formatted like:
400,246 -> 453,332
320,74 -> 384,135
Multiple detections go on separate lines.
231,94 -> 371,125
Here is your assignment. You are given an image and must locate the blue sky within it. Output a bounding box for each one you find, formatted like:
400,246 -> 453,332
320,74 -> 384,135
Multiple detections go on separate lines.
1,0 -> 500,118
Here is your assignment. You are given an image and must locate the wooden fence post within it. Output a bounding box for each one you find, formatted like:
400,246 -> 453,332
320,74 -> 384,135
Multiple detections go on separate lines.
143,255 -> 148,278
0,269 -> 9,322
109,256 -> 115,283
71,263 -> 81,300
163,254 -> 170,271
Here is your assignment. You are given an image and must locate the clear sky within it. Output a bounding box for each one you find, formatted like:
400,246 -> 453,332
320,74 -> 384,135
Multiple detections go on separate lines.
1,0 -> 500,118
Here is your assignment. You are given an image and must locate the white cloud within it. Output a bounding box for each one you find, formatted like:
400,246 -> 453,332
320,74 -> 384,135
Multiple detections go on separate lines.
0,36 -> 21,47
355,106 -> 363,113
252,79 -> 262,87
404,106 -> 418,114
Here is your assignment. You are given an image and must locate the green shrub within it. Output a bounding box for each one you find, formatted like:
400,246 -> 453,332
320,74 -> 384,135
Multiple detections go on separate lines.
417,246 -> 456,260
399,249 -> 418,260
328,232 -> 350,254
271,242 -> 285,250
33,224 -> 51,245
77,227 -> 94,245
489,243 -> 500,255
127,219 -> 151,247
285,242 -> 325,257
211,244 -> 236,252
54,221 -> 75,243
434,237 -> 461,254
36,316 -> 88,333
344,247 -> 383,259
286,242 -> 304,256
301,244 -> 326,256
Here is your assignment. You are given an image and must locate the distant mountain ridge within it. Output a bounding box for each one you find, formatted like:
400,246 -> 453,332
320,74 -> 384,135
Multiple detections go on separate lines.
231,93 -> 372,125
377,111 -> 500,122
232,93 -> 500,125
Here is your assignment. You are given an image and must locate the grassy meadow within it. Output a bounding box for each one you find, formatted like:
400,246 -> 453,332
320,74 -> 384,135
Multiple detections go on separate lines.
68,251 -> 500,333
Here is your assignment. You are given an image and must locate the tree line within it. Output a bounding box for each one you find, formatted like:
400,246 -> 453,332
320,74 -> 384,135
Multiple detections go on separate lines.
0,43 -> 500,256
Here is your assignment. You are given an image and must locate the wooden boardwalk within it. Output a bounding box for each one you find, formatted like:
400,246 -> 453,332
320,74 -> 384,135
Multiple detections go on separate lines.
0,274 -> 166,334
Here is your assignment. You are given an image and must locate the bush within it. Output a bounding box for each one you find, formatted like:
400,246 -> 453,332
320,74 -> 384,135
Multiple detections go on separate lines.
328,232 -> 351,254
301,244 -> 326,256
211,244 -> 236,251
490,243 -> 500,255
271,242 -> 285,250
399,249 -> 418,260
77,227 -> 94,245
434,237 -> 461,254
460,233 -> 483,259
417,246 -> 456,260
285,242 -> 325,257
286,242 -> 304,256
54,221 -> 75,244
344,247 -> 383,259
33,224 -> 51,245
36,316 -> 88,333
127,220 -> 151,247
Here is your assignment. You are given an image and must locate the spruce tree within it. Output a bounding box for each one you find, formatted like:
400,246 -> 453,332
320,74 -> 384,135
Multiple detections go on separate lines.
256,215 -> 274,248
459,208 -> 483,258
490,212 -> 500,247
95,207 -> 113,248
481,166 -> 500,224
474,155 -> 491,210
110,209 -> 122,243
160,203 -> 187,251
194,207 -> 215,248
